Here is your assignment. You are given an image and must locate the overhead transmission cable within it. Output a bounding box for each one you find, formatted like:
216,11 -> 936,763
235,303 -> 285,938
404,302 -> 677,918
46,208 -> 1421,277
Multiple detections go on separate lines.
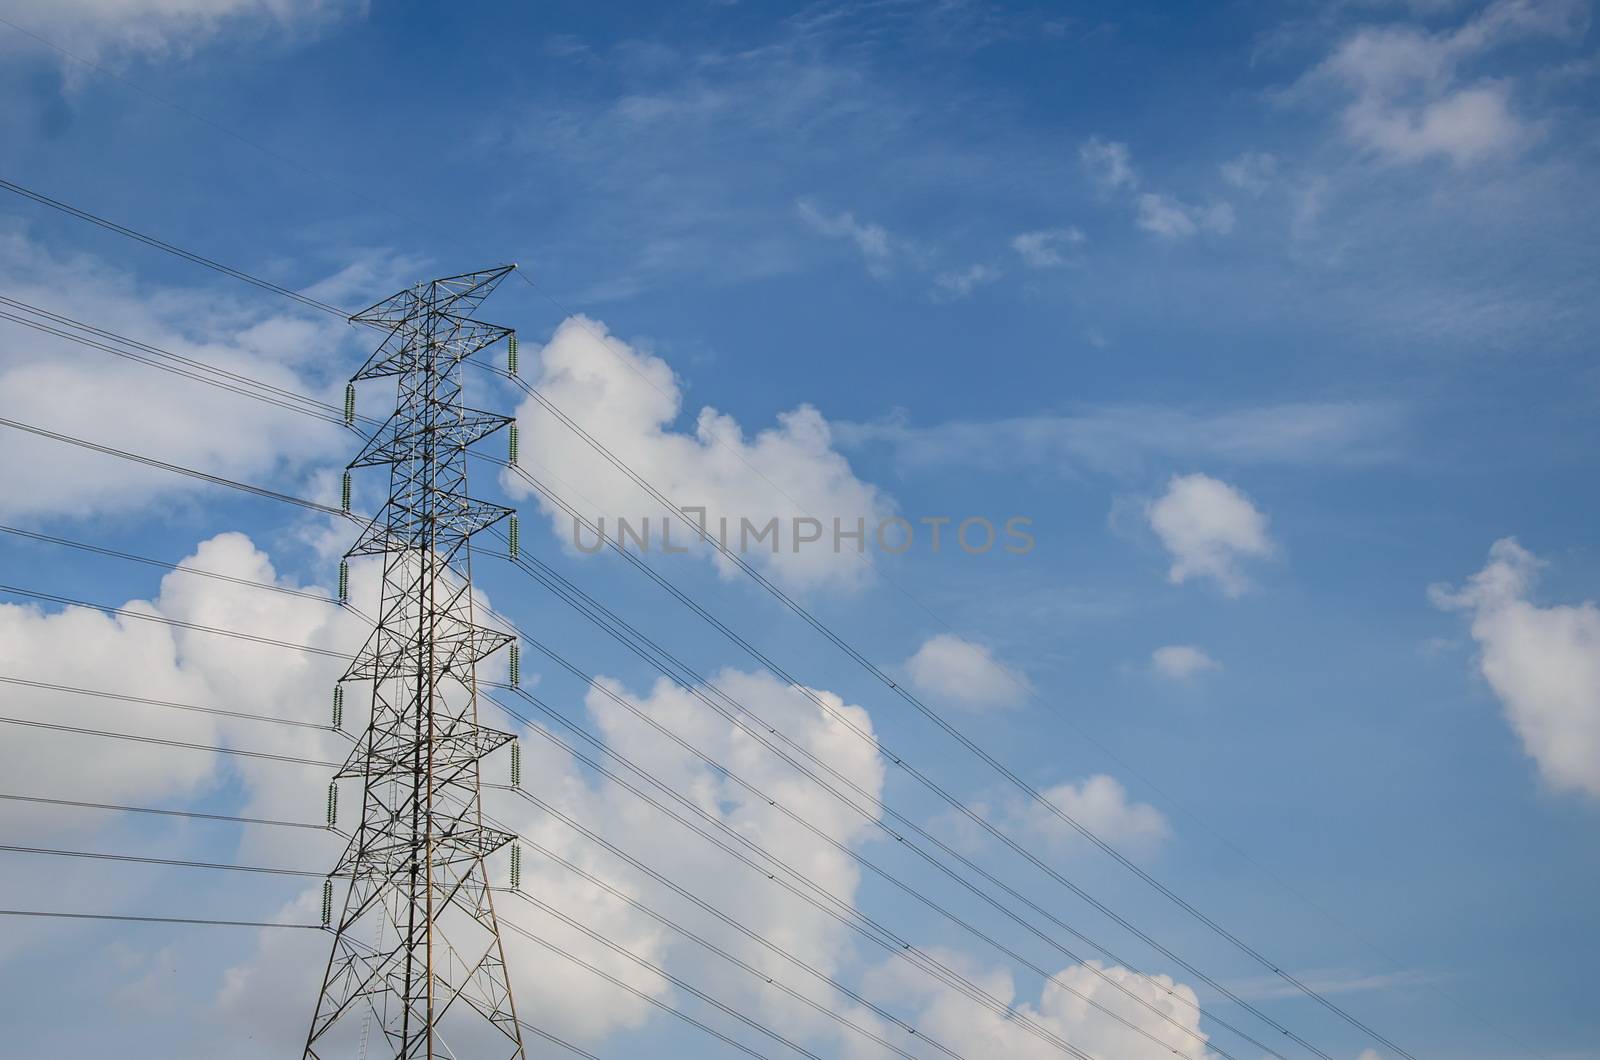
0,909 -> 326,930
0,182 -> 1421,1059
0,401 -> 1266,1056
0,792 -> 329,831
0,673 -> 343,733
479,454 -> 1326,1056
0,714 -> 342,769
0,416 -> 350,517
0,524 -> 364,617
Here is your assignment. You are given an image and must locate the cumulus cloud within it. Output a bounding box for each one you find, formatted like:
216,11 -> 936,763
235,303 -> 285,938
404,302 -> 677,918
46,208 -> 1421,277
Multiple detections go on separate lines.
0,232 -> 366,522
796,198 -> 896,277
1011,226 -> 1086,268
985,774 -> 1171,856
868,948 -> 1210,1059
1431,538 -> 1600,798
904,633 -> 1029,710
0,532 -> 360,970
1151,644 -> 1221,681
502,314 -> 894,592
1298,0 -> 1588,164
1145,473 -> 1274,596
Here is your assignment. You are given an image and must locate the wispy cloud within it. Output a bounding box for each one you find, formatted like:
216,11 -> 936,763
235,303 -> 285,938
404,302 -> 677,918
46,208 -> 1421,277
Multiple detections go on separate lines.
836,400 -> 1406,477
796,198 -> 898,277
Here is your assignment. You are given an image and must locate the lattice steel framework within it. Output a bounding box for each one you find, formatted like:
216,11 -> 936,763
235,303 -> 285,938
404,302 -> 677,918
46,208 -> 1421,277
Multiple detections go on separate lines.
304,267 -> 525,1059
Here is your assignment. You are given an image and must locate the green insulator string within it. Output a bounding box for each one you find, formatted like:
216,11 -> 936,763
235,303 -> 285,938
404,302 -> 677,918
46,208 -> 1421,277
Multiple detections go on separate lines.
343,383 -> 356,427
340,471 -> 352,513
326,782 -> 338,827
507,333 -> 518,376
332,685 -> 344,729
510,741 -> 521,788
508,642 -> 520,689
507,424 -> 519,467
321,879 -> 334,927
337,560 -> 350,604
509,843 -> 521,890
508,513 -> 520,560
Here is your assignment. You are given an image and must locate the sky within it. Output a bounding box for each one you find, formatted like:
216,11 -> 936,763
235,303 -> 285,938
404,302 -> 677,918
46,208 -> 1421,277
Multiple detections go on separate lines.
0,0 -> 1597,1057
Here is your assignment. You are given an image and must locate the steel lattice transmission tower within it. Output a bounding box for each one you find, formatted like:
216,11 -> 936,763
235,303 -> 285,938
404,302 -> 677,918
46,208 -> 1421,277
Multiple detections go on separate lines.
305,267 -> 526,1059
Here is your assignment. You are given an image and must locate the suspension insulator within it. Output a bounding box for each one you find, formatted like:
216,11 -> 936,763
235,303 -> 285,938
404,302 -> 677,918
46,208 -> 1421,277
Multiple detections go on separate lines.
341,471 -> 352,513
508,642 -> 520,689
326,782 -> 338,827
508,424 -> 519,467
508,513 -> 520,561
337,560 -> 350,603
332,685 -> 344,729
343,383 -> 356,426
510,741 -> 522,788
510,843 -> 522,890
507,333 -> 518,376
321,878 -> 334,926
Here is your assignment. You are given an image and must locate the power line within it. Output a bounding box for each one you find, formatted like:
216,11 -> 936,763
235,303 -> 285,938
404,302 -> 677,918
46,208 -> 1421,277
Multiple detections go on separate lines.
0,673 -> 340,733
0,842 -> 336,880
3,562 -> 1218,1058
0,792 -> 329,832
0,524 -> 353,613
0,177 -> 1422,1055
0,175 -> 349,317
482,460 -> 1307,1056
502,830 -> 957,1060
0,583 -> 355,660
506,889 -> 839,1060
0,714 -> 341,768
0,358 -> 1260,1056
483,444 -> 1383,1058
0,908 -> 325,930
0,302 -> 344,427
0,412 -> 1265,1056
482,691 -> 1114,1060
496,915 -> 782,1060
0,415 -> 351,517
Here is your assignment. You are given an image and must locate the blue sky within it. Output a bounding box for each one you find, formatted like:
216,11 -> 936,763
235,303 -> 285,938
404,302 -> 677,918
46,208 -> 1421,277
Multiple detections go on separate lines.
1,1 -> 1597,1058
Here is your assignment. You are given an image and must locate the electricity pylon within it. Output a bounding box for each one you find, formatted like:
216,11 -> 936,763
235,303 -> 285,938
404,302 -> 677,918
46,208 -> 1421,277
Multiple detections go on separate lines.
304,267 -> 525,1059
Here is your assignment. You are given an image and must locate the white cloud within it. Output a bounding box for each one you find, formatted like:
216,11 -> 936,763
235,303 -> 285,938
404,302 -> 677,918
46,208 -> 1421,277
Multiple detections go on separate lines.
0,532 -> 360,969
1080,137 -> 1235,241
1,0 -> 362,67
1151,644 -> 1221,681
1146,473 -> 1274,596
1299,0 -> 1588,164
1011,227 -> 1086,268
502,314 -> 894,593
1431,538 -> 1600,798
933,262 -> 1003,298
868,950 -> 1209,1059
1080,137 -> 1138,192
904,633 -> 1029,710
1220,151 -> 1278,194
796,198 -> 896,277
999,774 -> 1171,855
0,232 -> 362,522
1135,193 -> 1235,240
